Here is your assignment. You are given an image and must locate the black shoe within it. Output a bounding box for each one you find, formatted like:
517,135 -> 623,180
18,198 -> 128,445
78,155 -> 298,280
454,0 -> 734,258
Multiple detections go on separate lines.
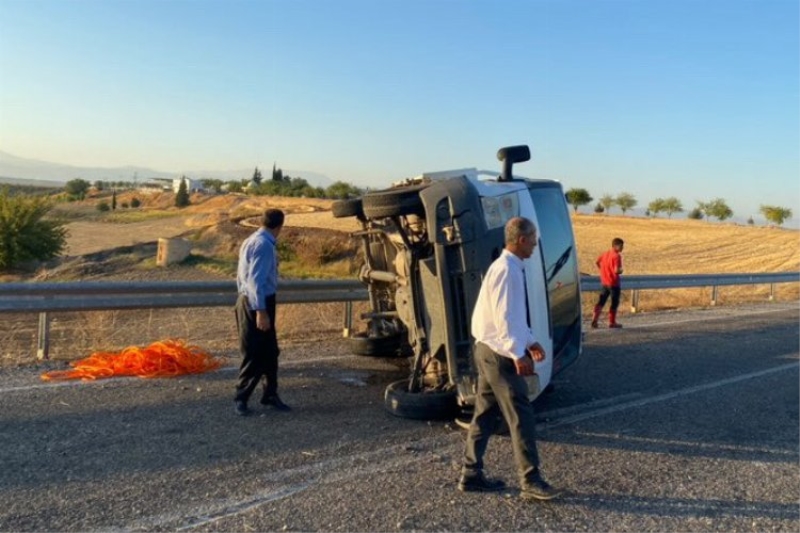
234,401 -> 251,416
521,476 -> 563,501
261,395 -> 291,411
458,472 -> 506,493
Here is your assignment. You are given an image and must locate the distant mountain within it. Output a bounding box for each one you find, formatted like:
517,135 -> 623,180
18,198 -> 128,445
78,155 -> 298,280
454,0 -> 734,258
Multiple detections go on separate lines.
0,151 -> 336,188
0,176 -> 66,188
0,150 -> 171,184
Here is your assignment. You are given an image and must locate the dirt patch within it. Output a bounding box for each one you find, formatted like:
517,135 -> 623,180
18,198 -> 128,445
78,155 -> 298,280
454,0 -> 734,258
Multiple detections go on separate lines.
62,218 -> 196,257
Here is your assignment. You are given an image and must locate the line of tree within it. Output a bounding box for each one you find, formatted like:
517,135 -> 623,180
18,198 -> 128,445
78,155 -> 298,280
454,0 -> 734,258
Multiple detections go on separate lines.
565,188 -> 793,226
65,165 -> 365,201
647,197 -> 684,218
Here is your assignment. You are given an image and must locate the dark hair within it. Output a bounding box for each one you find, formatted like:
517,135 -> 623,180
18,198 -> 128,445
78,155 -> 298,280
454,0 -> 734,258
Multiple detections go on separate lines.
262,209 -> 285,229
612,237 -> 624,247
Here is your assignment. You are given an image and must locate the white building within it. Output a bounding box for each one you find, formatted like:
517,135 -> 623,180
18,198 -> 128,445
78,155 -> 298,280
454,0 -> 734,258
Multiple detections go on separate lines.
173,177 -> 203,193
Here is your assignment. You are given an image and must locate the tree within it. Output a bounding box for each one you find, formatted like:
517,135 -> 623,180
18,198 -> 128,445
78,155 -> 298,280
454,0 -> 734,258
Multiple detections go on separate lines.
747,216 -> 754,225
201,178 -> 224,193
93,180 -> 105,191
175,177 -> 190,208
599,194 -> 615,214
65,178 -> 91,200
695,201 -> 710,221
565,188 -> 593,213
594,203 -> 605,214
705,198 -> 733,222
97,201 -> 110,212
326,181 -> 363,199
687,206 -> 704,220
616,192 -> 637,215
252,167 -> 263,186
130,197 -> 141,208
226,181 -> 243,193
648,198 -> 665,217
272,162 -> 284,182
111,190 -> 117,210
0,188 -> 67,270
760,205 -> 792,226
662,197 -> 684,218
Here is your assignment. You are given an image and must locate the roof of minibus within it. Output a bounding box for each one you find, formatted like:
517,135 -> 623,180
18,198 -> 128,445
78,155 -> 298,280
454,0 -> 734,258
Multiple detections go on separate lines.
395,167 -> 562,187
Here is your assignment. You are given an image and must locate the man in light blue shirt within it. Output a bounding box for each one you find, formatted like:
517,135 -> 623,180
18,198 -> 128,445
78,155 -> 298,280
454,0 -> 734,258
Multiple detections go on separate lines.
234,209 -> 290,415
460,216 -> 562,501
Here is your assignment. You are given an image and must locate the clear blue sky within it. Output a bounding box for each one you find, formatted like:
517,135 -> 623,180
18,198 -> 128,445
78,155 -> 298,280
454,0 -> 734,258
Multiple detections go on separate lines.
1,0 -> 797,222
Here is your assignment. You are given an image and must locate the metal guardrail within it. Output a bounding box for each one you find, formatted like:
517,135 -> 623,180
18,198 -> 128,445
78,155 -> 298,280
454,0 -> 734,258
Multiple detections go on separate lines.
0,280 -> 368,313
1,273 -> 797,359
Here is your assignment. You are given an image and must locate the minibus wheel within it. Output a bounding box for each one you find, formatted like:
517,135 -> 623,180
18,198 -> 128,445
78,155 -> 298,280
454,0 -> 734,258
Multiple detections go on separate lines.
384,379 -> 458,420
331,198 -> 364,219
348,331 -> 403,357
362,185 -> 427,218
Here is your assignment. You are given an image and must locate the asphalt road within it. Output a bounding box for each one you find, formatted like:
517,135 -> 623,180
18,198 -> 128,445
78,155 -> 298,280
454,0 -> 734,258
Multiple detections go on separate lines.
1,302 -> 797,532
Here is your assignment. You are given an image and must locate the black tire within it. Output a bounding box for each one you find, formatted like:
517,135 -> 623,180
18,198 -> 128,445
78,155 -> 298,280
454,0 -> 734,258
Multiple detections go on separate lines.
384,379 -> 458,420
348,331 -> 402,357
362,185 -> 427,218
331,198 -> 364,219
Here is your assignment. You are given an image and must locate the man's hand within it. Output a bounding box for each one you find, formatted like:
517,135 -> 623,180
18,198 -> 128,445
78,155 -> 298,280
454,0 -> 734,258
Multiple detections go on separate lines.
256,310 -> 272,331
514,356 -> 535,376
527,342 -> 545,362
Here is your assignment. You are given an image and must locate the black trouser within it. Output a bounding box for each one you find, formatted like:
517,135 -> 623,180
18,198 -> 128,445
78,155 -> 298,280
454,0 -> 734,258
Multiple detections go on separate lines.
596,285 -> 621,312
234,294 -> 280,404
463,342 -> 541,484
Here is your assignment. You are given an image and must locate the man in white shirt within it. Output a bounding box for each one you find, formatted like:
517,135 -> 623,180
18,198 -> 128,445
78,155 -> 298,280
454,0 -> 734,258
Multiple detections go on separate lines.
459,216 -> 562,501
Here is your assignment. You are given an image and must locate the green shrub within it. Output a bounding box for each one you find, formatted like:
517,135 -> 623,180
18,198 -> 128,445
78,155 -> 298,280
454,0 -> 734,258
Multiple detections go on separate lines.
97,201 -> 110,212
130,197 -> 141,208
0,188 -> 67,270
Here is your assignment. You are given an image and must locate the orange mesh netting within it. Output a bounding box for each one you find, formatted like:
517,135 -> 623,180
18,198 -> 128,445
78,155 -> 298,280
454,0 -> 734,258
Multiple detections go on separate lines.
41,339 -> 224,381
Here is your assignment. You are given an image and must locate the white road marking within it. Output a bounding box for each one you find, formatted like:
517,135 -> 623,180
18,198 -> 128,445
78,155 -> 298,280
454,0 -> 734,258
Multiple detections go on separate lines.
125,435 -> 458,532
175,483 -> 313,532
0,354 -> 355,394
543,361 -> 799,429
587,304 -> 797,332
572,431 -> 797,458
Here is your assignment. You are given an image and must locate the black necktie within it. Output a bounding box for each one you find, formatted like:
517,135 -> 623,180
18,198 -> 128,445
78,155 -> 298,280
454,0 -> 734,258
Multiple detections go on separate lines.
523,270 -> 531,328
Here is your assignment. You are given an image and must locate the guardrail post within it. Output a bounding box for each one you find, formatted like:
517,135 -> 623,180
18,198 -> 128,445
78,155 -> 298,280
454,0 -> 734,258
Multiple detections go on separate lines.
711,285 -> 719,306
342,301 -> 353,337
37,312 -> 50,360
630,290 -> 640,314
769,283 -> 775,301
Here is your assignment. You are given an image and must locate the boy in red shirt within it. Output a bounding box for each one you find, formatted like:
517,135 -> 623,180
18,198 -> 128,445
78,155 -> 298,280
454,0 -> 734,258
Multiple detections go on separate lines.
592,238 -> 624,329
